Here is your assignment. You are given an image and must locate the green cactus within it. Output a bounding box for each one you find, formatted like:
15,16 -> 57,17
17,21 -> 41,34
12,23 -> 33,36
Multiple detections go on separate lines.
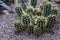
40,2 -> 52,16
37,16 -> 46,31
21,0 -> 29,10
33,8 -> 42,16
14,20 -> 24,32
26,6 -> 34,14
34,26 -> 42,36
14,0 -> 58,35
26,23 -> 34,34
31,0 -> 37,7
43,2 -> 51,16
46,15 -> 56,30
15,6 -> 23,16
22,15 -> 30,26
51,5 -> 58,15
36,9 -> 42,16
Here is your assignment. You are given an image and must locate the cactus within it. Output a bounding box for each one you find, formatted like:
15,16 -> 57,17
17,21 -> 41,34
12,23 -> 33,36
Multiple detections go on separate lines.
36,9 -> 42,16
31,0 -> 37,7
40,2 -> 52,16
14,20 -> 24,32
46,15 -> 56,30
43,2 -> 51,16
33,8 -> 42,16
21,0 -> 29,10
26,23 -> 34,34
14,0 -> 58,35
22,15 -> 30,26
51,5 -> 58,15
15,6 -> 23,16
26,6 -> 34,14
37,16 -> 46,31
34,26 -> 42,36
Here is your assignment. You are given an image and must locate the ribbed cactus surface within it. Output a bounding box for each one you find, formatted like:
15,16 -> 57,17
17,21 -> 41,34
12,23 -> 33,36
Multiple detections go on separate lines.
15,6 -> 23,16
31,0 -> 37,7
46,15 -> 56,30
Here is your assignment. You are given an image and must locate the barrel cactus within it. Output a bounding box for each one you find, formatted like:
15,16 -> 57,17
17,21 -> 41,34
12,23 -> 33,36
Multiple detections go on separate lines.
26,6 -> 34,14
37,16 -> 46,32
34,26 -> 42,36
26,23 -> 34,34
33,8 -> 42,16
31,0 -> 37,7
21,0 -> 29,10
15,6 -> 23,16
51,5 -> 58,15
14,20 -> 24,32
22,15 -> 30,26
46,15 -> 57,30
40,1 -> 58,17
41,2 -> 52,16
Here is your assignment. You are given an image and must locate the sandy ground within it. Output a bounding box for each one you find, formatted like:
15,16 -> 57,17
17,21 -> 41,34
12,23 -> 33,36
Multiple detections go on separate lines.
0,0 -> 60,40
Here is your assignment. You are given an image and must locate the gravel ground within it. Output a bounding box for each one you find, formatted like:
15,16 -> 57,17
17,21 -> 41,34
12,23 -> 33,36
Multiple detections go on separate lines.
0,0 -> 60,40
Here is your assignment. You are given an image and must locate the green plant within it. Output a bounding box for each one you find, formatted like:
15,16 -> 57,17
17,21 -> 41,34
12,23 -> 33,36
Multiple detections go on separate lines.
26,6 -> 34,14
21,0 -> 29,10
33,8 -> 42,16
22,15 -> 30,26
31,0 -> 37,7
34,26 -> 42,36
26,23 -> 34,34
40,1 -> 58,17
41,2 -> 52,16
51,5 -> 58,15
46,15 -> 57,30
37,16 -> 46,31
14,20 -> 24,32
15,6 -> 23,16
14,0 -> 58,35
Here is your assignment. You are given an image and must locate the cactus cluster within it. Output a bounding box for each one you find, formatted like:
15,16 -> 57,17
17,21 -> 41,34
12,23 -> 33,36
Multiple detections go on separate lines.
14,0 -> 58,36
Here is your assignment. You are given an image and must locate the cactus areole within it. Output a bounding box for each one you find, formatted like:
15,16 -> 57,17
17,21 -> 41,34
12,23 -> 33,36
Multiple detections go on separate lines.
14,0 -> 58,36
